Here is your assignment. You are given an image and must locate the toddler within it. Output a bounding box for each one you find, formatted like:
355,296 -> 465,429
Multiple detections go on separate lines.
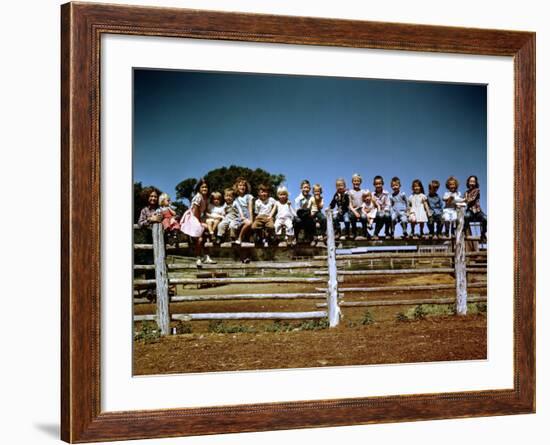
216,188 -> 241,244
274,186 -> 297,246
361,191 -> 379,229
442,176 -> 462,237
158,192 -> 180,244
205,192 -> 225,238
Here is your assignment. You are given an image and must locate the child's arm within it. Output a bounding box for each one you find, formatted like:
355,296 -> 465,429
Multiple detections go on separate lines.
329,193 -> 337,209
407,196 -> 414,215
350,195 -> 361,217
290,203 -> 297,218
269,200 -> 277,219
423,195 -> 433,217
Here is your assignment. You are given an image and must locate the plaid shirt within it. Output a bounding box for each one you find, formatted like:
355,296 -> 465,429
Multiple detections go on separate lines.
464,188 -> 482,213
373,189 -> 391,212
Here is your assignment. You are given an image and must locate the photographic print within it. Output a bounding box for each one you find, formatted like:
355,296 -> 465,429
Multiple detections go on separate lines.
132,68 -> 488,376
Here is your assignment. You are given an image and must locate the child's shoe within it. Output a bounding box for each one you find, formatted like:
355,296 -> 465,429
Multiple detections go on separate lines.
196,257 -> 203,268
203,255 -> 216,265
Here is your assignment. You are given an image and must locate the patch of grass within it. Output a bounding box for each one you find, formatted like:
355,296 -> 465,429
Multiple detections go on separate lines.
298,318 -> 329,331
208,320 -> 257,333
413,305 -> 428,320
174,320 -> 192,334
134,321 -> 161,343
395,312 -> 409,322
264,321 -> 292,332
475,302 -> 487,313
396,301 -> 487,322
264,319 -> 329,332
360,310 -> 375,325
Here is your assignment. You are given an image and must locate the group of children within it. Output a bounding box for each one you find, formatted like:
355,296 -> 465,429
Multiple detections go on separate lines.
179,177 -> 325,249
327,174 -> 487,242
142,173 -> 486,266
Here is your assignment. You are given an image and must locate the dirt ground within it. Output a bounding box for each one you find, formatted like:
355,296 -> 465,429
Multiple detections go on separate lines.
133,271 -> 487,375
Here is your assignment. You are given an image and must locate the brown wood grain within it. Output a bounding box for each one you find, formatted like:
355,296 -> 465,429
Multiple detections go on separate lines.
60,2 -> 536,442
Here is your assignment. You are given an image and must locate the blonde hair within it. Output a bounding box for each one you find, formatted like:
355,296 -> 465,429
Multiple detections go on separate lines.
362,190 -> 372,200
158,193 -> 171,206
277,186 -> 289,197
210,191 -> 222,202
335,178 -> 346,186
352,173 -> 362,182
313,184 -> 323,194
446,176 -> 459,190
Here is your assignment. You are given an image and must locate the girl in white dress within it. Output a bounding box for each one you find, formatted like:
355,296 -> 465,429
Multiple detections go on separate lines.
408,179 -> 431,238
274,186 -> 297,246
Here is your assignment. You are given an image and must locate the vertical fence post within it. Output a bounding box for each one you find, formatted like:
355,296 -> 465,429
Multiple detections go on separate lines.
152,223 -> 171,335
454,204 -> 468,315
325,209 -> 340,327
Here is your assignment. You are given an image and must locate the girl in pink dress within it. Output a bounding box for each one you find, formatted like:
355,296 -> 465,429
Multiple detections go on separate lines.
180,179 -> 216,267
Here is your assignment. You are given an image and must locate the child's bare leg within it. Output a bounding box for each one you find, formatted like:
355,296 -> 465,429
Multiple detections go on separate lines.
212,219 -> 221,234
238,221 -> 252,242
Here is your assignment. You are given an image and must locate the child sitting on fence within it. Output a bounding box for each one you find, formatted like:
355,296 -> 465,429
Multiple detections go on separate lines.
390,176 -> 409,238
252,184 -> 277,247
329,178 -> 351,239
180,178 -> 216,267
158,192 -> 180,244
361,191 -> 379,230
408,179 -> 430,238
442,176 -> 462,237
348,173 -> 369,239
215,188 -> 241,245
274,186 -> 297,246
205,191 -> 225,238
427,180 -> 444,238
137,187 -> 162,228
308,184 -> 326,245
372,175 -> 392,239
293,179 -> 315,243
464,175 -> 487,242
233,177 -> 254,245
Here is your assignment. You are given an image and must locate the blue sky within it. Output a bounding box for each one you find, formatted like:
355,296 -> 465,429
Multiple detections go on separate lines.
134,69 -> 487,212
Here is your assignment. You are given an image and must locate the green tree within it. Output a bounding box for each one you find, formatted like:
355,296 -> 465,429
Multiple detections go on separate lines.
178,165 -> 285,198
175,178 -> 197,204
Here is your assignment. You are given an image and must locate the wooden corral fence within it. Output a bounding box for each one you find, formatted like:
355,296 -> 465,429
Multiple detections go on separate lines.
133,219 -> 340,336
133,205 -> 486,336
314,204 -> 487,316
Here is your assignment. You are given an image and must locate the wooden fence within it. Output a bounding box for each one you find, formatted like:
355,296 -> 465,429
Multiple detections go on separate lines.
133,204 -> 485,336
133,216 -> 339,335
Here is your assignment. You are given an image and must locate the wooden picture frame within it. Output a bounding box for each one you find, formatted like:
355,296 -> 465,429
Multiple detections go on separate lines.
61,2 -> 535,442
